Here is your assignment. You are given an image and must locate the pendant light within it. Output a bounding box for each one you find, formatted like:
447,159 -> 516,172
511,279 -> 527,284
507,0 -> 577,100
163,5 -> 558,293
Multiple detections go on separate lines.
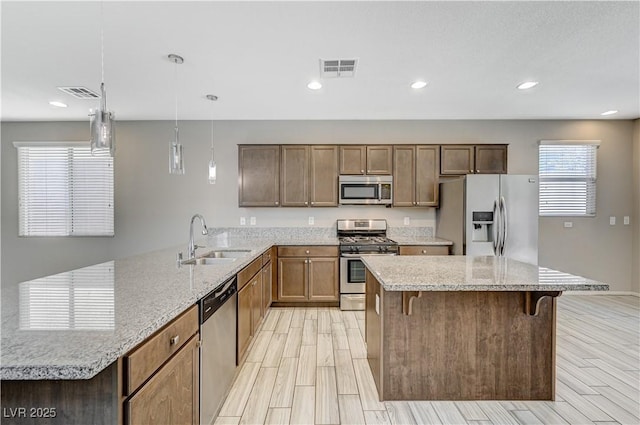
206,94 -> 218,184
90,2 -> 115,157
169,54 -> 185,175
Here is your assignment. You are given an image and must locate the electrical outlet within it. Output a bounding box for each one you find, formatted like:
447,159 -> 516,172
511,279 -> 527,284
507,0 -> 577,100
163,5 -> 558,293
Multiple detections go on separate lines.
609,216 -> 616,226
404,217 -> 411,226
240,217 -> 246,226
563,222 -> 573,228
308,216 -> 315,225
250,217 -> 256,226
624,216 -> 630,225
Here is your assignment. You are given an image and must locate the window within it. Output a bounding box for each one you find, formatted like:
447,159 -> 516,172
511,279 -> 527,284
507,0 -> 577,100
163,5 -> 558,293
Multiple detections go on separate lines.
15,141 -> 114,236
538,140 -> 599,216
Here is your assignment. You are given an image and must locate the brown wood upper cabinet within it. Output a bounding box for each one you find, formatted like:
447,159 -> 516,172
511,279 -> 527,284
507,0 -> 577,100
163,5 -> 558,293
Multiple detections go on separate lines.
238,145 -> 280,207
393,145 -> 439,207
440,144 -> 507,175
281,145 -> 338,207
339,145 -> 392,175
277,246 -> 339,302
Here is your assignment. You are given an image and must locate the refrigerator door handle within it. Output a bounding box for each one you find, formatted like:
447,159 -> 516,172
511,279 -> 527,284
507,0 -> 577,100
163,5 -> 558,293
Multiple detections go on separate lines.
499,196 -> 508,256
492,199 -> 499,255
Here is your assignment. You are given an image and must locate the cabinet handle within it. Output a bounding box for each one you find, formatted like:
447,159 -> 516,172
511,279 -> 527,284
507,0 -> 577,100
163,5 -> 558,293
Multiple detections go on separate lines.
275,201 -> 279,205
311,202 -> 314,205
422,250 -> 427,254
170,335 -> 180,346
305,201 -> 308,205
305,250 -> 310,254
361,169 -> 364,174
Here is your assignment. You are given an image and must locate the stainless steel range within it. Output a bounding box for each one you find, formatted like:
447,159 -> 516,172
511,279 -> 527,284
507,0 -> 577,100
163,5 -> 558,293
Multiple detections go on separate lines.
338,219 -> 398,310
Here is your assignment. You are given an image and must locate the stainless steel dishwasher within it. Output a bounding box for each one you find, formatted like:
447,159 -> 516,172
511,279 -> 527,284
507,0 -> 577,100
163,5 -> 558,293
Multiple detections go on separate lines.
199,276 -> 237,425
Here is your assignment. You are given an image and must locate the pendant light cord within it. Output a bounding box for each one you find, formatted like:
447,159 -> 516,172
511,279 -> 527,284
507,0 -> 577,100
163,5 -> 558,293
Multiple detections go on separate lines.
174,61 -> 178,130
100,1 -> 104,84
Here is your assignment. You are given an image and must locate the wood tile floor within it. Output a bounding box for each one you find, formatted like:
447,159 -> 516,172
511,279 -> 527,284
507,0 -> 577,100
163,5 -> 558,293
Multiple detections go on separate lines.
214,295 -> 639,425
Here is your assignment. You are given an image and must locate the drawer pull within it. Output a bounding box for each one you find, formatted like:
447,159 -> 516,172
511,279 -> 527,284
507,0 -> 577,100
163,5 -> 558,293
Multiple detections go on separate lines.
170,335 -> 180,346
305,250 -> 310,254
422,250 -> 427,254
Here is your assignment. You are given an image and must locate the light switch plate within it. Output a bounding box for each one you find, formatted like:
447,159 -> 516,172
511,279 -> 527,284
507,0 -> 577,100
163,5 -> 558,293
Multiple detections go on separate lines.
563,222 -> 573,228
404,217 -> 410,225
250,217 -> 256,226
308,216 -> 315,225
240,217 -> 246,226
624,216 -> 630,225
609,216 -> 616,226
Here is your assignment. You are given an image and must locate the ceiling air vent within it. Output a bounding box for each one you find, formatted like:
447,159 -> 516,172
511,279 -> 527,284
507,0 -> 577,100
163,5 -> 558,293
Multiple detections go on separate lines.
320,59 -> 358,78
57,86 -> 101,99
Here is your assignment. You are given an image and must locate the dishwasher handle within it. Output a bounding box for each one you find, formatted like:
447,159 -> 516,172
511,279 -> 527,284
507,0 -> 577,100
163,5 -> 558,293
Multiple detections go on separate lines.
200,277 -> 237,324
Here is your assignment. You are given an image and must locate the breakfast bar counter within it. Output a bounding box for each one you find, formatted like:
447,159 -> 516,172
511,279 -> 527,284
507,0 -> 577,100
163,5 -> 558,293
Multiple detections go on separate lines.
361,255 -> 608,401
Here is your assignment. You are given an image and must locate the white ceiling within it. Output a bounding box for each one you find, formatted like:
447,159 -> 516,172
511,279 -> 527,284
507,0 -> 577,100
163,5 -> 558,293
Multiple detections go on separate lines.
2,1 -> 639,121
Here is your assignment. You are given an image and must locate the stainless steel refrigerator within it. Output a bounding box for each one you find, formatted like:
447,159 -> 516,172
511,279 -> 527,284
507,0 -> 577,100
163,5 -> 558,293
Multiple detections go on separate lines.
436,174 -> 539,264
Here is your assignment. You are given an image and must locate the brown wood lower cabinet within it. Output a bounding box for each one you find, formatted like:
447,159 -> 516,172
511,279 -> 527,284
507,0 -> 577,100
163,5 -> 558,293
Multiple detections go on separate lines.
399,245 -> 450,256
126,335 -> 199,425
277,246 -> 339,304
237,249 -> 273,364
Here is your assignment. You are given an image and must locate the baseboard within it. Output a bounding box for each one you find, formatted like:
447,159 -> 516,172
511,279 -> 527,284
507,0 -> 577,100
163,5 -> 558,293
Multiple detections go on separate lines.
564,290 -> 640,297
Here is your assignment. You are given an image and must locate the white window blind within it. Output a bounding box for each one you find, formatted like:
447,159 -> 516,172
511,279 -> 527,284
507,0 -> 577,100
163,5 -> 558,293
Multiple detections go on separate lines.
538,140 -> 599,217
15,141 -> 114,236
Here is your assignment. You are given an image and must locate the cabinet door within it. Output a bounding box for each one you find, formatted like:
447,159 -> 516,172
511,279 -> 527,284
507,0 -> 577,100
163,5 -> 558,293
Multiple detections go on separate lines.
237,284 -> 252,362
310,145 -> 338,206
127,335 -> 199,425
415,145 -> 440,206
278,258 -> 308,301
475,145 -> 507,174
308,257 -> 339,301
262,262 -> 272,316
238,145 -> 280,207
339,145 -> 366,175
440,145 -> 474,175
366,145 -> 393,175
281,145 -> 310,206
250,273 -> 263,332
393,145 -> 416,207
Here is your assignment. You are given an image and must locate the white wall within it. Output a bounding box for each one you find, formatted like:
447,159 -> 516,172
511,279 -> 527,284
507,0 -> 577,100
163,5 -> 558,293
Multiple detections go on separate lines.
2,119 -> 636,293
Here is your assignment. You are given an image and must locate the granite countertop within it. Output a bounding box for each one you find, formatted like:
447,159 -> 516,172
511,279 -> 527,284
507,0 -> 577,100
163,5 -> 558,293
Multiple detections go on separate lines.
1,234 -> 341,381
361,255 -> 609,292
1,227 -> 451,381
392,236 -> 453,245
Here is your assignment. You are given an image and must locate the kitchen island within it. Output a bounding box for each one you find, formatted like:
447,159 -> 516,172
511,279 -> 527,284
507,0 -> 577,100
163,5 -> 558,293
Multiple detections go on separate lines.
362,255 -> 609,401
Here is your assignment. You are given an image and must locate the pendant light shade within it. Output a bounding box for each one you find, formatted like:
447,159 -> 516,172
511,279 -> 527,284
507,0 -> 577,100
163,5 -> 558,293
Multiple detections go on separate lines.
90,3 -> 115,157
169,54 -> 185,175
90,83 -> 115,156
206,94 -> 218,184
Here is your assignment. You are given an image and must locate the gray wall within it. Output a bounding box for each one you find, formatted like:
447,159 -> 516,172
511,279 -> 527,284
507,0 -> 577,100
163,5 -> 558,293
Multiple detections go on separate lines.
2,119 -> 636,293
634,119 -> 640,293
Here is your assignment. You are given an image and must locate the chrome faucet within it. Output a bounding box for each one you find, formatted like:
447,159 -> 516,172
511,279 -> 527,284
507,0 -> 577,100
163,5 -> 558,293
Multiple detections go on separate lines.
188,214 -> 209,259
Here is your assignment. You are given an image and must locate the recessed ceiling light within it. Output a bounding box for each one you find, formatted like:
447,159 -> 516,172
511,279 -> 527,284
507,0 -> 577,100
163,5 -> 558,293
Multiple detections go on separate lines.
49,101 -> 68,108
600,110 -> 618,116
307,81 -> 322,90
517,81 -> 539,90
410,81 -> 428,89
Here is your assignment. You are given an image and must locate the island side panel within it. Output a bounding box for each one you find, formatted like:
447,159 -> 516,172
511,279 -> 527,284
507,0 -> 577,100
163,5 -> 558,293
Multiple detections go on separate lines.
365,269 -> 383,399
0,362 -> 121,425
378,289 -> 556,401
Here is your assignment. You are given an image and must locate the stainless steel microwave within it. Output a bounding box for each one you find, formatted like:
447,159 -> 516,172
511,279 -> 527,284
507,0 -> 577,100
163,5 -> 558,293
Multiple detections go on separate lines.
339,175 -> 393,205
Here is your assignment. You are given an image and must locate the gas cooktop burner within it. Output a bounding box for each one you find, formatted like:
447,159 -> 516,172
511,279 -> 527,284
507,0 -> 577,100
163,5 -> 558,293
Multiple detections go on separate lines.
339,236 -> 397,245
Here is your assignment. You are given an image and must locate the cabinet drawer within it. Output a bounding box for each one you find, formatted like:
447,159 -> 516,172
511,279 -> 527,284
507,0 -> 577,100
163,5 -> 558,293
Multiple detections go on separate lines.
278,246 -> 338,257
238,256 -> 263,290
124,305 -> 198,395
262,248 -> 272,266
399,245 -> 450,256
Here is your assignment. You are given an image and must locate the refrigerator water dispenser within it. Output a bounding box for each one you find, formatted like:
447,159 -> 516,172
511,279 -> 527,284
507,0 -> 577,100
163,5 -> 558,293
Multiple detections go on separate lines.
471,211 -> 494,242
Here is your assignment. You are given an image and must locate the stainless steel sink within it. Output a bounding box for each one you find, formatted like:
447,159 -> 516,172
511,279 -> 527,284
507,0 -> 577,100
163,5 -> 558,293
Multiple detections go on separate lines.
183,257 -> 237,266
200,250 -> 251,259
